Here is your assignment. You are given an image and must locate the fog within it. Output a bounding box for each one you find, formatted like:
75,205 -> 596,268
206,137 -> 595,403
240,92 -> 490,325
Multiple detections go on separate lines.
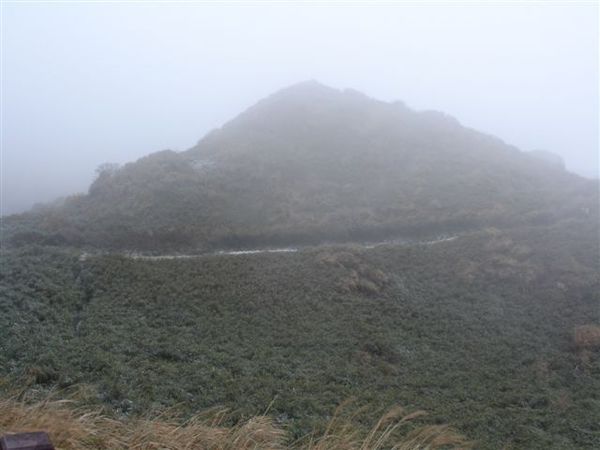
2,2 -> 598,216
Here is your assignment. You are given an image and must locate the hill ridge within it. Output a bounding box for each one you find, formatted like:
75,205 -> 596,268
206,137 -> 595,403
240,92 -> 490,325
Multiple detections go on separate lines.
3,81 -> 597,251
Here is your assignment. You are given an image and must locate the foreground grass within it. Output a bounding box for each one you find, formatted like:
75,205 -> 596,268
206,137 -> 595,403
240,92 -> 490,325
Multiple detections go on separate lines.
0,393 -> 471,449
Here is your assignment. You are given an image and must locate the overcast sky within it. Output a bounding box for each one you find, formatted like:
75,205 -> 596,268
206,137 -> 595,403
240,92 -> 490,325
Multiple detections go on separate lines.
2,1 -> 598,215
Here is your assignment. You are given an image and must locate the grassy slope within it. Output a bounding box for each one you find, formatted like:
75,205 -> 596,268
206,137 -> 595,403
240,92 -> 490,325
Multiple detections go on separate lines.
1,220 -> 599,448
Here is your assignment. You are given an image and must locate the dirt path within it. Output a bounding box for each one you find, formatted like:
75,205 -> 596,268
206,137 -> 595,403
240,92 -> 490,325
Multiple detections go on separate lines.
81,234 -> 460,261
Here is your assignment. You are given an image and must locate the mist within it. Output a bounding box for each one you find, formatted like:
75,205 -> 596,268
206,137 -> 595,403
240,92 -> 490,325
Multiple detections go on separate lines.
2,2 -> 598,216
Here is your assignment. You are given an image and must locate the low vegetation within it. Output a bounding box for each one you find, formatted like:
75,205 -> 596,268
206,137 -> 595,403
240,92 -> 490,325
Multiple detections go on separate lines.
1,220 -> 598,448
1,83 -> 599,448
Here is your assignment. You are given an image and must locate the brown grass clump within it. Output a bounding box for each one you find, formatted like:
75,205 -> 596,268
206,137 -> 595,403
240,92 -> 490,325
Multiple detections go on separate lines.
299,403 -> 473,450
318,250 -> 390,296
573,324 -> 600,351
0,393 -> 472,450
0,394 -> 284,449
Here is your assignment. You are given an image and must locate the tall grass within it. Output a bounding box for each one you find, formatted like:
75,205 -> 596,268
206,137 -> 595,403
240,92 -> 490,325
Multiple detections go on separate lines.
298,402 -> 472,450
0,392 -> 472,449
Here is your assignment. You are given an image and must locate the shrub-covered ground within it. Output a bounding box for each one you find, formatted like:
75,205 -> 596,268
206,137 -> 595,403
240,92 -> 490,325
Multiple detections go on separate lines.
1,221 -> 599,448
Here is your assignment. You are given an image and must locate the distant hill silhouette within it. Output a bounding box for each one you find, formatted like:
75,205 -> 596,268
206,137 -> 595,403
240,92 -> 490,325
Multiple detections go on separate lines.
4,81 -> 598,250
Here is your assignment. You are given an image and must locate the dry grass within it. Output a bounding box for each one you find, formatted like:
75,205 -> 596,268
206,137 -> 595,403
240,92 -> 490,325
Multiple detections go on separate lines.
317,250 -> 390,296
0,392 -> 284,450
573,324 -> 600,351
298,402 -> 472,450
0,393 -> 472,450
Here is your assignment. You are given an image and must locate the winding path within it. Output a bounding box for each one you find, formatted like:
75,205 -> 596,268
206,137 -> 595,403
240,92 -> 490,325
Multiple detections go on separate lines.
80,235 -> 460,261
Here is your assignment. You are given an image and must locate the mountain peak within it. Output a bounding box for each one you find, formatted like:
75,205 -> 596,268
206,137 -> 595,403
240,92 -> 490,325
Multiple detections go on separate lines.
273,79 -> 338,95
7,82 -> 595,252
263,80 -> 345,105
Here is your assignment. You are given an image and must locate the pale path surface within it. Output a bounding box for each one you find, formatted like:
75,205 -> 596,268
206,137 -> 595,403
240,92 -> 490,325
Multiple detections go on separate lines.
79,235 -> 459,261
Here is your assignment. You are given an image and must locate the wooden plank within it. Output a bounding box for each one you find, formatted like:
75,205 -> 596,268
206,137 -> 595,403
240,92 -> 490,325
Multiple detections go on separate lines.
0,432 -> 55,450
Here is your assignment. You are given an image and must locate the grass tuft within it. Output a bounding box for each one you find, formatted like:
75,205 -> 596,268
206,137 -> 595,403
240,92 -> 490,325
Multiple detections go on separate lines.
573,324 -> 600,351
0,393 -> 471,449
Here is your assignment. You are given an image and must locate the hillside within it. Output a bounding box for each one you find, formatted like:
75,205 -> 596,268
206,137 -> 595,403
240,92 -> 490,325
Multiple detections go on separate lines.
2,81 -> 599,448
2,221 -> 599,448
4,81 -> 597,250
